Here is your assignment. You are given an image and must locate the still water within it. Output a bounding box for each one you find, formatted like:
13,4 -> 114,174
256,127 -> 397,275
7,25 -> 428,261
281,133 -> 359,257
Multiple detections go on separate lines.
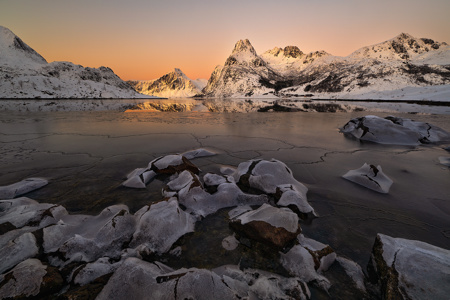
1,99 -> 449,297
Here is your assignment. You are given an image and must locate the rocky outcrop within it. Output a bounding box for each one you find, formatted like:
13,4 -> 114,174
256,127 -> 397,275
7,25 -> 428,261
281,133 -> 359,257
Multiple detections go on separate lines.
367,233 -> 450,300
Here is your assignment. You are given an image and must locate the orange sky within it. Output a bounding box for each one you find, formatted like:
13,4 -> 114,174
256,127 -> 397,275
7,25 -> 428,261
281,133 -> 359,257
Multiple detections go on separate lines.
1,0 -> 449,81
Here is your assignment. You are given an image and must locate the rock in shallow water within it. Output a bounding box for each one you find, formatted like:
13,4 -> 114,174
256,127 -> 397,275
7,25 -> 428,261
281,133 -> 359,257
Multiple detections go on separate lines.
340,115 -> 450,145
367,233 -> 450,300
129,198 -> 196,254
280,234 -> 336,291
0,178 -> 48,200
342,163 -> 393,193
165,170 -> 268,218
43,205 -> 136,266
97,258 -> 311,300
230,204 -> 301,249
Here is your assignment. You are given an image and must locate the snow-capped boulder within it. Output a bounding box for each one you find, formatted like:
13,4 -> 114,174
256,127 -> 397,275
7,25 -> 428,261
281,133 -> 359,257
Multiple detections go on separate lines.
96,258 -> 175,300
230,204 -> 301,249
98,258 -> 311,300
71,257 -> 122,286
336,257 -> 367,292
342,163 -> 393,193
166,171 -> 268,218
275,184 -> 316,218
122,168 -> 156,188
43,205 -> 136,266
279,234 -> 336,291
340,115 -> 450,145
212,265 -> 311,300
149,155 -> 200,175
367,233 -> 450,300
129,198 -> 195,254
0,198 -> 67,230
234,159 -> 308,194
0,259 -> 63,299
0,230 -> 39,274
0,178 -> 48,200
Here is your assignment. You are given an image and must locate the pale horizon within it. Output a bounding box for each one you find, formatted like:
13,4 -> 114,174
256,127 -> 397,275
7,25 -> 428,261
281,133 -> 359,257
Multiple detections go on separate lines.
1,0 -> 449,81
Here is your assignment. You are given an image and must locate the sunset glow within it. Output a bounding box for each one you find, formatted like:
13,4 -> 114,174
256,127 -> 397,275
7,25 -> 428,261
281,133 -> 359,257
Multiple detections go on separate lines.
1,0 -> 449,81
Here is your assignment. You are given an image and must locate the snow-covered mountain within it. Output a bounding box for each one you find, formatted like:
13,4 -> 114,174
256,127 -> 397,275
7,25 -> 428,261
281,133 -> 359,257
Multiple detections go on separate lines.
202,34 -> 450,99
128,68 -> 207,98
0,26 -> 150,99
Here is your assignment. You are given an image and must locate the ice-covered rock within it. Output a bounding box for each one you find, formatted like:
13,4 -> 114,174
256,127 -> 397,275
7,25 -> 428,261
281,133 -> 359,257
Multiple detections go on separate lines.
129,198 -> 195,254
222,234 -> 239,251
280,245 -> 331,291
212,265 -> 311,300
0,259 -> 63,299
0,230 -> 39,274
149,155 -> 200,175
0,178 -> 48,200
166,171 -> 267,218
98,258 -> 310,300
0,198 -> 67,230
336,257 -> 367,292
439,156 -> 450,167
367,233 -> 450,300
43,205 -> 136,266
72,257 -> 122,286
181,148 -> 216,160
343,163 -> 393,193
234,159 -> 308,195
122,168 -> 156,188
340,115 -> 450,145
230,204 -> 301,249
96,258 -> 175,300
275,184 -> 316,218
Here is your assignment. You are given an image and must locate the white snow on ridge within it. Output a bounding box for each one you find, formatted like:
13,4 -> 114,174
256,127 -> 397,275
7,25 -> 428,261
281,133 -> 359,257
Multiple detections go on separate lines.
0,25 -> 152,99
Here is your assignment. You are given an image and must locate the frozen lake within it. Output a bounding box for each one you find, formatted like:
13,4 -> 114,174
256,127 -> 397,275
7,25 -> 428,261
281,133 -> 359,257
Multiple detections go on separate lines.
1,99 -> 449,298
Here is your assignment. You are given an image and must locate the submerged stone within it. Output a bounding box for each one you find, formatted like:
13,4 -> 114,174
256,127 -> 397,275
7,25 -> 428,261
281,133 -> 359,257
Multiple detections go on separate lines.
343,163 -> 393,193
181,148 -> 216,160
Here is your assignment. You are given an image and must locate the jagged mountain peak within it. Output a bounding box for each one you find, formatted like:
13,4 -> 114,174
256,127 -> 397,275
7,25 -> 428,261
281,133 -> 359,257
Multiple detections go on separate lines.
128,68 -> 206,98
350,32 -> 448,61
232,39 -> 257,56
264,46 -> 304,59
0,25 -> 47,65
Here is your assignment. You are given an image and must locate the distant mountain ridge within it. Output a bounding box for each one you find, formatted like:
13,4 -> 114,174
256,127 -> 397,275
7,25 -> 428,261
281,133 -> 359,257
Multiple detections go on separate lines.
128,68 -> 207,98
0,25 -> 150,99
202,33 -> 450,99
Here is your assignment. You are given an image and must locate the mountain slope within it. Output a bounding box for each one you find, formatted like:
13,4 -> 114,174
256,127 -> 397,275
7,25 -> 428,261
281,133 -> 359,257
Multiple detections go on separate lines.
0,26 -> 150,99
203,34 -> 450,99
128,68 -> 206,98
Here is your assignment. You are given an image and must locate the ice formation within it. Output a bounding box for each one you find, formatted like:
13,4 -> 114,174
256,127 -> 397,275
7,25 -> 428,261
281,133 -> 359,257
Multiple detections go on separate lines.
343,163 -> 393,193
